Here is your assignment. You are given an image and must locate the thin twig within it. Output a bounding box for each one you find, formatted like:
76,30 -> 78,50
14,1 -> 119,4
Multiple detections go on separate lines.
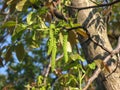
83,67 -> 101,90
43,54 -> 63,83
90,37 -> 111,53
64,25 -> 84,32
82,26 -> 112,54
66,0 -> 120,11
105,53 -> 119,78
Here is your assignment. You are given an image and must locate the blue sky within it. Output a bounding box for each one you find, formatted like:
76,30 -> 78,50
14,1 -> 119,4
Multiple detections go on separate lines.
0,65 -> 7,75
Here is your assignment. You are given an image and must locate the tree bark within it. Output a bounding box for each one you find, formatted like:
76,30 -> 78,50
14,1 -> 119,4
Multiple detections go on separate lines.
70,0 -> 120,90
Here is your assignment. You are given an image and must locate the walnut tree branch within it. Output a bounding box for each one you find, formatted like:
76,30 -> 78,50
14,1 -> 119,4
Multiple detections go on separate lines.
65,25 -> 112,54
66,0 -> 120,11
83,36 -> 120,90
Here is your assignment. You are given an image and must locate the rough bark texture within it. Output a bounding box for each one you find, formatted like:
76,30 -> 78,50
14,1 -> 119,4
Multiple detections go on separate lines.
71,0 -> 120,90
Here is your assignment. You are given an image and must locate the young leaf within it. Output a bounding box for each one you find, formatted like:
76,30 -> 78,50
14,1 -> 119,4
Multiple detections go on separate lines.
88,62 -> 96,70
12,24 -> 27,41
66,41 -> 72,52
70,53 -> 84,62
27,12 -> 34,25
64,60 -> 79,70
37,75 -> 43,86
68,30 -> 78,47
2,21 -> 16,28
30,0 -> 38,4
76,29 -> 88,39
30,40 -> 39,48
16,0 -> 27,11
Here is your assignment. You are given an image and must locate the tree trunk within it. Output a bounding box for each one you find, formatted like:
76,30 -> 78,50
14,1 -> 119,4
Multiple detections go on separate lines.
71,0 -> 120,90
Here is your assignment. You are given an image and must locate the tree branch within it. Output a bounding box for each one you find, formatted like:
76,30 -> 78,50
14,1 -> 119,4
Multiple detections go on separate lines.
83,67 -> 101,90
66,0 -> 120,11
66,25 -> 112,54
83,37 -> 120,90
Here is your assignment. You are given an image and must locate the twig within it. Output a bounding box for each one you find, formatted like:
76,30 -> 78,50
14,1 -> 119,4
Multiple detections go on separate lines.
44,63 -> 51,78
83,67 -> 101,90
105,53 -> 119,78
81,26 -> 113,54
64,25 -> 84,32
43,54 -> 63,83
66,0 -> 120,11
83,36 -> 120,90
103,37 -> 120,63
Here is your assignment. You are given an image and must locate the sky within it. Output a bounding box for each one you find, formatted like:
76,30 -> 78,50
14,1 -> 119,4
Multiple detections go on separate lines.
0,65 -> 7,75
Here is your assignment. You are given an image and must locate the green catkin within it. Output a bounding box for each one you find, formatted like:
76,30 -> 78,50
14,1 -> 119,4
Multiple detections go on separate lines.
47,28 -> 54,55
51,36 -> 57,71
48,24 -> 58,71
63,31 -> 68,63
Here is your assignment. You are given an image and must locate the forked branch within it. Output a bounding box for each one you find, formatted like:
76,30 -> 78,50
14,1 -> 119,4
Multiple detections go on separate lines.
83,37 -> 120,90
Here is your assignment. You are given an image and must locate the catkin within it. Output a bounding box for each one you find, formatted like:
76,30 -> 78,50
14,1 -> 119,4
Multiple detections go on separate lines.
63,31 -> 68,63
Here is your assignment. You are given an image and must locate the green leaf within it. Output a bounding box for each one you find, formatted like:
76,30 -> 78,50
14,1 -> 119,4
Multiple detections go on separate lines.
12,24 -> 27,41
31,87 -> 36,90
64,60 -> 79,70
37,76 -> 43,86
27,12 -> 34,25
77,64 -> 86,74
7,0 -> 14,5
16,0 -> 27,11
38,16 -> 47,29
2,21 -> 16,28
15,43 -> 25,61
30,40 -> 39,48
88,62 -> 96,70
62,74 -> 78,86
30,0 -> 38,4
70,54 -> 84,62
